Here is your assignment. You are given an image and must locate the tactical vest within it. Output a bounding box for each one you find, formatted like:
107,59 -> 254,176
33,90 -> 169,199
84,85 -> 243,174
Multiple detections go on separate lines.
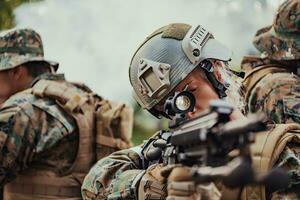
221,123 -> 300,200
241,64 -> 288,114
3,79 -> 133,200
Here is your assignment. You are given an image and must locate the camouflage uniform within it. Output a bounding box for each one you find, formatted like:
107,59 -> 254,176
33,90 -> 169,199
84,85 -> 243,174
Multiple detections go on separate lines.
82,145 -> 154,199
0,28 -> 94,200
241,0 -> 300,199
0,28 -> 79,184
241,56 -> 300,124
241,0 -> 300,124
0,72 -> 78,185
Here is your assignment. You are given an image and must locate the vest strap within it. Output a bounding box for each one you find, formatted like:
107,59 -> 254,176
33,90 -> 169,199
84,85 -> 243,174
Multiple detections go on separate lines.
221,123 -> 300,200
242,124 -> 300,200
96,134 -> 131,150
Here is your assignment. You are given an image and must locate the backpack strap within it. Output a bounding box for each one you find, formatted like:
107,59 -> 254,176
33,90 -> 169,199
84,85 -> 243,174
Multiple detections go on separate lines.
94,99 -> 133,159
241,123 -> 300,200
221,123 -> 300,200
96,134 -> 131,149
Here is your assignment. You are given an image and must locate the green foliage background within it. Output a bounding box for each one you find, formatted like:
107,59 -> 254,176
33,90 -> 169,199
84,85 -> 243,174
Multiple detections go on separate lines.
0,0 -> 40,30
131,103 -> 168,145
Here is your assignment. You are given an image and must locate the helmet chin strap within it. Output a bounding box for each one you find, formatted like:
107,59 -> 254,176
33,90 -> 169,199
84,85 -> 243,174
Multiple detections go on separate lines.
200,60 -> 227,98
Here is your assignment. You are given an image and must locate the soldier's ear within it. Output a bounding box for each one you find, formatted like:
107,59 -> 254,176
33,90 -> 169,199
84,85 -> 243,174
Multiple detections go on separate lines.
10,65 -> 27,80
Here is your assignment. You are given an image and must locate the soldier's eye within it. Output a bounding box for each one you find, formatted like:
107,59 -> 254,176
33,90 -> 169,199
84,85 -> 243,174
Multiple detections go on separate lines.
187,86 -> 197,93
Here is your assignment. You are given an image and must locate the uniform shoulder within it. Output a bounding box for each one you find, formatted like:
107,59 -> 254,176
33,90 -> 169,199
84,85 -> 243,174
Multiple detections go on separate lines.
1,89 -> 37,108
1,87 -> 76,134
247,71 -> 300,123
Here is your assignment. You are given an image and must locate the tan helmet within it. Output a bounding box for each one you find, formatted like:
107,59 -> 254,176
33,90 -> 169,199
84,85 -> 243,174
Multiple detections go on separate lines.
129,23 -> 232,118
0,28 -> 58,71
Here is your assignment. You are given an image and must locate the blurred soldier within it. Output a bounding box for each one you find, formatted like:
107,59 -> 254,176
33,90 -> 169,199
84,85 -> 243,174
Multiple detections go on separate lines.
0,28 -> 133,200
241,0 -> 300,124
81,23 -> 246,200
238,0 -> 300,199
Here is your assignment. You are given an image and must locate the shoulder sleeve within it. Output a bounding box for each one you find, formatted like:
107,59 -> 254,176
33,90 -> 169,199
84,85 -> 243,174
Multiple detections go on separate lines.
0,105 -> 31,185
82,148 -> 146,200
81,131 -> 164,200
248,73 -> 300,123
270,144 -> 300,199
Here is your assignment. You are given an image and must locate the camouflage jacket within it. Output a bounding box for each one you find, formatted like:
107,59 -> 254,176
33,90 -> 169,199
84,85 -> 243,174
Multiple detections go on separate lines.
0,73 -> 79,186
241,56 -> 300,124
271,143 -> 300,200
81,131 -> 159,200
82,132 -> 300,200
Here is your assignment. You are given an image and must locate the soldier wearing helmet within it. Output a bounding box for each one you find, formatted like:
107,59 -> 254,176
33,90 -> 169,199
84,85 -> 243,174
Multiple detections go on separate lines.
82,23 -> 246,200
0,28 -> 133,200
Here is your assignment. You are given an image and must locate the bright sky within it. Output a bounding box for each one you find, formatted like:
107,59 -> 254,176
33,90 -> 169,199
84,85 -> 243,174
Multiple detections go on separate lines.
14,0 -> 279,104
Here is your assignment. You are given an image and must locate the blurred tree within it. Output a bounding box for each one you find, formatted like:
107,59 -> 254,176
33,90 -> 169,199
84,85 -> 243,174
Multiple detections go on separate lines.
131,102 -> 169,145
0,0 -> 40,30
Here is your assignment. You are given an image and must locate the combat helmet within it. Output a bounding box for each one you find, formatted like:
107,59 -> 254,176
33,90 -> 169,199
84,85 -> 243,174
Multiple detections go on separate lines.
129,23 -> 232,118
0,28 -> 58,72
253,0 -> 300,60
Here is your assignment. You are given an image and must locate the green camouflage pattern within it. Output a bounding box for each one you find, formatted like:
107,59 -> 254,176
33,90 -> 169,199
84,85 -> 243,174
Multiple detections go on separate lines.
247,69 -> 300,124
271,144 -> 300,199
82,140 -> 300,200
0,28 -> 57,71
241,57 -> 300,124
253,0 -> 300,60
81,149 -> 144,200
0,73 -> 78,185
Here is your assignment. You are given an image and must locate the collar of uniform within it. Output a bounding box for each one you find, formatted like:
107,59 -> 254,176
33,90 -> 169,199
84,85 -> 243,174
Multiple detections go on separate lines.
241,56 -> 271,73
30,73 -> 65,87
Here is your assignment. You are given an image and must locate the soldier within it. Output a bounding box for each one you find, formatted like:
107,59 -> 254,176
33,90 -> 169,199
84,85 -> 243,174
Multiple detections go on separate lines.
82,22 -> 300,200
81,23 -> 246,200
0,28 -> 133,200
241,0 -> 300,124
234,0 -> 300,199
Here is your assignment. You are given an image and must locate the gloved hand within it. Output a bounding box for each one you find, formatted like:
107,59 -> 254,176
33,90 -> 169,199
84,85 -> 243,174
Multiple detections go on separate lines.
163,166 -> 221,200
138,163 -> 176,200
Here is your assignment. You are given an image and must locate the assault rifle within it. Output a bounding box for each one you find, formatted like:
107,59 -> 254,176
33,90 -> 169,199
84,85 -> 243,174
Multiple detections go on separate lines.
144,92 -> 288,192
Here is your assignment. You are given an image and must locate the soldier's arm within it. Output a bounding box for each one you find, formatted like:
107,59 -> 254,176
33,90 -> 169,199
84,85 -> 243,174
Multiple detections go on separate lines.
0,103 -> 76,186
81,147 -> 146,200
270,144 -> 300,199
0,106 -> 34,185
